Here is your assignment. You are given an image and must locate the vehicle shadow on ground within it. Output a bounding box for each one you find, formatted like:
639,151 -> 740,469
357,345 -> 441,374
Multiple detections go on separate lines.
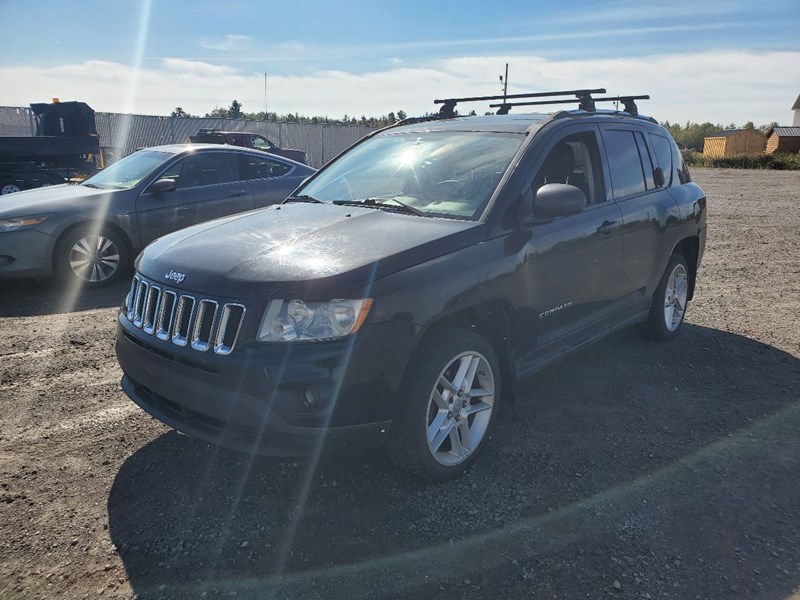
0,277 -> 129,317
108,324 -> 800,600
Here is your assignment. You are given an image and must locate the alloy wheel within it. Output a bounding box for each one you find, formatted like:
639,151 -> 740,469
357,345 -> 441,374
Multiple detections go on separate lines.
426,351 -> 495,466
664,263 -> 688,332
69,234 -> 121,283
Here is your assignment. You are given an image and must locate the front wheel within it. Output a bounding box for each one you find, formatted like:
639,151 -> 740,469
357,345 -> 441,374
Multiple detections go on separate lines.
54,226 -> 130,287
385,328 -> 500,480
644,253 -> 690,340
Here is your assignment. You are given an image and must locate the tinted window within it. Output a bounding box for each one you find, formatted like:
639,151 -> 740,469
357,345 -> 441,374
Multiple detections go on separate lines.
161,153 -> 238,189
649,134 -> 673,186
239,154 -> 293,179
603,130 -> 646,198
532,131 -> 606,206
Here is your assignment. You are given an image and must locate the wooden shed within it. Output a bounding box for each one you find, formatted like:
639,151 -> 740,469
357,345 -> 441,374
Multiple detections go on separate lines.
703,129 -> 767,157
765,127 -> 800,154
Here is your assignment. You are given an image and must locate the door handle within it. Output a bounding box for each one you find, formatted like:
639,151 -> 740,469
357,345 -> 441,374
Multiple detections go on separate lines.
596,220 -> 620,234
227,190 -> 249,198
175,206 -> 192,219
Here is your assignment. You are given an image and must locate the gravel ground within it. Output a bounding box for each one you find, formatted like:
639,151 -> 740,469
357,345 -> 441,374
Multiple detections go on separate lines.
1,168 -> 799,600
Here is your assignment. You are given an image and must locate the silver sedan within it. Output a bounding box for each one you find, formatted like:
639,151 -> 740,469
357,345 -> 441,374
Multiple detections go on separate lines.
0,144 -> 315,286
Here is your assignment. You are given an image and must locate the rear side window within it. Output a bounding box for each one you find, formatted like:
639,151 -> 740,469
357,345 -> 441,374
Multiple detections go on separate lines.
603,130 -> 646,198
649,134 -> 673,186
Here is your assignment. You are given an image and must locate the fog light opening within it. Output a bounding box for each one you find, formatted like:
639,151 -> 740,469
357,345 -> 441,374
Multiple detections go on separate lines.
301,387 -> 318,409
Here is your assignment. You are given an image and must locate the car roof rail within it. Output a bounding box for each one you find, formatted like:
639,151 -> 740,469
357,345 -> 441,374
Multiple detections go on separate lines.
489,94 -> 650,117
434,88 -> 607,118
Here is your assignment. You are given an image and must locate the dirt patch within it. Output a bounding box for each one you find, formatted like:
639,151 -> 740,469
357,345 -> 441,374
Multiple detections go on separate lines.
1,168 -> 799,599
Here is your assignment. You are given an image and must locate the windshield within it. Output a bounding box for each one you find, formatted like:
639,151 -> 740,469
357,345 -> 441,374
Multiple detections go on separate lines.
299,130 -> 523,219
82,150 -> 172,190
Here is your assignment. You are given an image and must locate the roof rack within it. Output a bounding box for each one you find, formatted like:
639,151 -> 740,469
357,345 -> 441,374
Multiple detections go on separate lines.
434,88 -> 606,118
488,94 -> 650,117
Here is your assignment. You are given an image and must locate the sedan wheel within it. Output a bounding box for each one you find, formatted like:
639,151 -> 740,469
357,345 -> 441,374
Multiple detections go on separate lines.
1,183 -> 21,195
55,226 -> 129,287
69,234 -> 121,283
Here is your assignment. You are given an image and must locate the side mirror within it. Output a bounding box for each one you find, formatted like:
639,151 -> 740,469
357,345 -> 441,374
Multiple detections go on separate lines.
150,178 -> 176,194
533,184 -> 586,219
653,167 -> 666,188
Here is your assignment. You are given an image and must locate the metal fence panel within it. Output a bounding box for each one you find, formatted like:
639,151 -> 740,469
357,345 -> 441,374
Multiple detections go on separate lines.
0,107 -> 376,168
0,106 -> 35,136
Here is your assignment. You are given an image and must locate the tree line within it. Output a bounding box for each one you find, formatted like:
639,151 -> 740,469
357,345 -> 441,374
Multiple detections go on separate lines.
170,100 -> 407,127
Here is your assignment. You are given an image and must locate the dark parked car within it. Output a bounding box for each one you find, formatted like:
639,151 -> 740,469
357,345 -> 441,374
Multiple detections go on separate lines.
189,129 -> 308,164
0,144 -> 314,285
115,90 -> 706,480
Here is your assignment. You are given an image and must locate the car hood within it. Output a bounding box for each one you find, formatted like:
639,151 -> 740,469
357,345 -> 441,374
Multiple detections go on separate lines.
0,184 -> 112,218
137,203 -> 484,299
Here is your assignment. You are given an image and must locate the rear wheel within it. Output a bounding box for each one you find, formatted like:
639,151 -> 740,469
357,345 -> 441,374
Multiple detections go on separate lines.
54,226 -> 129,287
385,328 -> 500,480
644,253 -> 690,340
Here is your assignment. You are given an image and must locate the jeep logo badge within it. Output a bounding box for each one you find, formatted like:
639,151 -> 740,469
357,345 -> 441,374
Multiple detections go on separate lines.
165,270 -> 186,284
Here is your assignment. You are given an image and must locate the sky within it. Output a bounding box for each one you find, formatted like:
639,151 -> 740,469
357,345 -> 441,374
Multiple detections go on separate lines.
1,0 -> 799,125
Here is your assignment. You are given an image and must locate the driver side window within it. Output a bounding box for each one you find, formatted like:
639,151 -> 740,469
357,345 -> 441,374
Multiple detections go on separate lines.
532,131 -> 605,206
160,153 -> 238,190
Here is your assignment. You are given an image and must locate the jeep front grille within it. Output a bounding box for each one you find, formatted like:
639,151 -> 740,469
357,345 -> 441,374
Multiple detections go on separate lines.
125,275 -> 245,356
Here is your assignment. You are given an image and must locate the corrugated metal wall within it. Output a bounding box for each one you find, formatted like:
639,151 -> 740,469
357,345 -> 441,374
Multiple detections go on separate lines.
0,107 -> 377,168
703,137 -> 726,157
725,131 -> 766,154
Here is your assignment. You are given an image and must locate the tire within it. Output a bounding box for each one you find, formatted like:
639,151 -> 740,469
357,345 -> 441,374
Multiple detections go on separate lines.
54,225 -> 130,287
643,253 -> 690,341
1,180 -> 22,195
384,327 -> 501,480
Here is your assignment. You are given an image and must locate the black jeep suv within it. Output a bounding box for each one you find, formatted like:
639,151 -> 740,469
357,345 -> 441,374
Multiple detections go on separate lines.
115,90 -> 706,480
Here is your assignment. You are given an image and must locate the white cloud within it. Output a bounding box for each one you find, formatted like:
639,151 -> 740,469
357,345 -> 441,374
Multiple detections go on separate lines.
1,51 -> 798,125
198,34 -> 250,51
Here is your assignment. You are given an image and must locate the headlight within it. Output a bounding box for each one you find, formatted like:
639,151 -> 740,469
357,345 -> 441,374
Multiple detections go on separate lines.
0,215 -> 51,233
257,298 -> 373,342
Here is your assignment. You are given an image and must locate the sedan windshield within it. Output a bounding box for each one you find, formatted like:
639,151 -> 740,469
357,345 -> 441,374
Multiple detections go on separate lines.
82,150 -> 172,190
298,130 -> 524,219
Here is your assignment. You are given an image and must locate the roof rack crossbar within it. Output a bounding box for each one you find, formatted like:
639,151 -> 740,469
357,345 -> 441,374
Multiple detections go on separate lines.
489,94 -> 650,116
434,88 -> 606,118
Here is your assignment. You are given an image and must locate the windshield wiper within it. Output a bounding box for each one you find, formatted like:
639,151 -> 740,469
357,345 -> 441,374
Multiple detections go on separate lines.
82,183 -> 102,189
333,198 -> 430,217
285,194 -> 323,204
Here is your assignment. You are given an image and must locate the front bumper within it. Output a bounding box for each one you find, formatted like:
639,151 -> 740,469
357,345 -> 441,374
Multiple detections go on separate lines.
0,229 -> 55,278
115,313 -> 416,456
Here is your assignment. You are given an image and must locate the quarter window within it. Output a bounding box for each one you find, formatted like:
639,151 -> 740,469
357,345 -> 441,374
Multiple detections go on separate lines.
649,134 -> 674,187
603,130 -> 647,198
